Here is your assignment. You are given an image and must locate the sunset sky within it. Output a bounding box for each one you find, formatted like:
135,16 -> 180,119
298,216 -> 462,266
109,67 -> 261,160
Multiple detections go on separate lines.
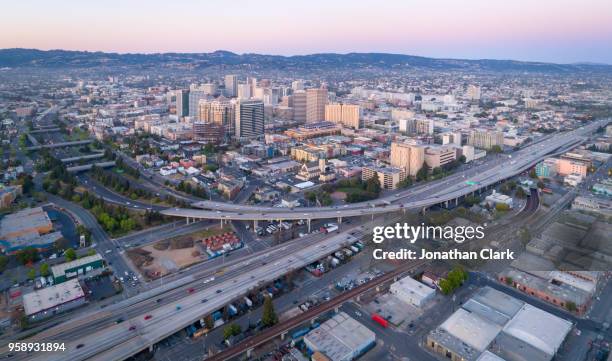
1,0 -> 611,63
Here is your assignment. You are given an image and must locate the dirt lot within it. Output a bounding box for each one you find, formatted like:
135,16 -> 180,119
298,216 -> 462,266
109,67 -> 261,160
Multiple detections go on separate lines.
127,225 -> 233,279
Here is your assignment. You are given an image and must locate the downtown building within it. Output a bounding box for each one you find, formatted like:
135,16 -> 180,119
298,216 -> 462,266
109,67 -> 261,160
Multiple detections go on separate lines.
325,103 -> 362,129
468,129 -> 504,150
390,142 -> 425,177
197,97 -> 235,140
224,74 -> 238,97
235,100 -> 264,140
306,88 -> 328,123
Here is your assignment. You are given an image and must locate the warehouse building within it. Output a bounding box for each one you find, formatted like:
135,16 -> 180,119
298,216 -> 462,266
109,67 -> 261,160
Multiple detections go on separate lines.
426,287 -> 572,361
0,207 -> 60,254
389,275 -> 435,307
51,253 -> 104,283
304,312 -> 375,361
22,279 -> 86,321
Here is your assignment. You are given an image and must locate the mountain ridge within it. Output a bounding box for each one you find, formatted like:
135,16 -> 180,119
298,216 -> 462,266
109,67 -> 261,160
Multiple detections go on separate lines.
1,48 -> 610,73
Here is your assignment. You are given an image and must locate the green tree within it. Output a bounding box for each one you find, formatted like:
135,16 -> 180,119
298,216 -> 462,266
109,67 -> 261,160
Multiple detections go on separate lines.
39,263 -> 50,277
490,145 -> 503,154
515,187 -> 526,199
64,248 -> 77,261
495,203 -> 510,212
223,323 -> 242,340
529,168 -> 537,179
365,176 -> 381,194
565,301 -> 577,312
204,315 -> 214,330
505,277 -> 514,286
27,268 -> 36,280
261,296 -> 278,327
16,248 -> 39,265
0,255 -> 8,273
416,167 -> 428,182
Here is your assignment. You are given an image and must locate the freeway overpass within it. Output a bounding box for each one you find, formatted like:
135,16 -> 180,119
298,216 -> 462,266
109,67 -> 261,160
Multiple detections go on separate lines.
22,216 -> 385,361
66,161 -> 115,173
61,153 -> 106,163
161,120 -> 603,225
26,139 -> 92,151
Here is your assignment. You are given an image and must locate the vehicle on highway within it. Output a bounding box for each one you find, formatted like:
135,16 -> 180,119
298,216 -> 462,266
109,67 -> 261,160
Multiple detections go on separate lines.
156,298 -> 162,303
176,305 -> 182,311
201,298 -> 208,303
76,344 -> 84,349
216,289 -> 223,293
129,326 -> 136,331
116,318 -> 124,324
144,315 -> 153,320
188,288 -> 195,293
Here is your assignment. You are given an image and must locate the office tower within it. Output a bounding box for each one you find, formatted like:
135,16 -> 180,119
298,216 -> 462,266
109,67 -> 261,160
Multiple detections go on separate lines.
325,103 -> 343,123
201,83 -> 217,96
341,104 -> 361,129
468,129 -> 504,150
237,84 -> 251,100
306,88 -> 328,123
292,80 -> 304,91
175,89 -> 190,117
415,118 -> 434,135
293,90 -> 307,123
188,90 -> 209,118
224,75 -> 238,97
325,103 -> 361,129
198,98 -> 236,139
467,85 -> 481,101
235,100 -> 264,139
390,142 -> 425,177
247,77 -> 257,94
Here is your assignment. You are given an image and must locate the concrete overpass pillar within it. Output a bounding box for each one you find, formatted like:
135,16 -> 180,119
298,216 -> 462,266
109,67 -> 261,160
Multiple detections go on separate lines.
356,294 -> 361,302
186,217 -> 190,225
149,345 -> 154,352
334,306 -> 339,313
254,220 -> 258,230
220,219 -> 224,227
281,332 -> 287,340
337,217 -> 342,224
307,219 -> 311,233
376,286 -> 381,292
311,319 -> 316,325
247,348 -> 253,358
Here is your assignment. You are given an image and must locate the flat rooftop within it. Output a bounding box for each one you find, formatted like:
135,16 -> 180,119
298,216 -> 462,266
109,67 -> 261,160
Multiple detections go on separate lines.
502,304 -> 572,357
23,279 -> 85,316
51,254 -> 103,278
0,207 -> 52,240
440,308 -> 502,352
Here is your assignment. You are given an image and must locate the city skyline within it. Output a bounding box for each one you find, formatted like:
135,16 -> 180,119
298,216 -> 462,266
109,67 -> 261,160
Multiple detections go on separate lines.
2,0 -> 612,64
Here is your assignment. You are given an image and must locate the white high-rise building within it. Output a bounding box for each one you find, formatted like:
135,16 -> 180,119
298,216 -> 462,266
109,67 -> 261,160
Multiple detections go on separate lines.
224,75 -> 238,97
237,84 -> 251,100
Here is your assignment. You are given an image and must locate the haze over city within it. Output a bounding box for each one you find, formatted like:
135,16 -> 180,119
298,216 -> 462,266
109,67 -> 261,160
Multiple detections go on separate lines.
2,0 -> 612,63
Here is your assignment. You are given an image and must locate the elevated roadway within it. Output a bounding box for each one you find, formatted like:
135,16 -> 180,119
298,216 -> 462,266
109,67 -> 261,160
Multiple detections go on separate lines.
162,121 -> 603,222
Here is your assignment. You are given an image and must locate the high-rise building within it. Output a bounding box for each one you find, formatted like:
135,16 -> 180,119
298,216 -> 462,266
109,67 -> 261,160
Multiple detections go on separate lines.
224,75 -> 238,97
468,130 -> 503,150
235,100 -> 264,139
188,90 -> 209,118
399,118 -> 433,135
390,142 -> 425,177
198,98 -> 235,139
467,85 -> 481,101
325,103 -> 361,129
292,80 -> 304,91
237,84 -> 251,100
306,88 -> 328,123
175,89 -> 190,117
293,90 -> 307,123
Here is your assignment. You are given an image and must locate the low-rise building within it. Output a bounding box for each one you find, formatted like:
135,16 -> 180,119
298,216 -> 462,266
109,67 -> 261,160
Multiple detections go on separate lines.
389,275 -> 435,307
485,190 -> 513,208
51,254 -> 105,284
22,279 -> 86,321
361,166 -> 406,190
304,312 -> 375,361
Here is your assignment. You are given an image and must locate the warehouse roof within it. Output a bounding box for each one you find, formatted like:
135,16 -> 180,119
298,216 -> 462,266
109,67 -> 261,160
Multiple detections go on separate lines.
304,312 -> 375,360
390,275 -> 435,301
22,279 -> 85,316
440,308 -> 502,352
51,253 -> 103,278
476,351 -> 506,361
502,304 -> 572,356
463,287 -> 524,326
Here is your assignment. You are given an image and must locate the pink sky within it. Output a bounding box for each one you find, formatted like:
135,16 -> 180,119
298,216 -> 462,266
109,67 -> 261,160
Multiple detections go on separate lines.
2,0 -> 611,63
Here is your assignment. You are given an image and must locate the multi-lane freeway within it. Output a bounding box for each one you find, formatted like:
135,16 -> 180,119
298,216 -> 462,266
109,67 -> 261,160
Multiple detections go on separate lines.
3,120 -> 605,361
162,120 -> 604,222
14,216 -> 386,361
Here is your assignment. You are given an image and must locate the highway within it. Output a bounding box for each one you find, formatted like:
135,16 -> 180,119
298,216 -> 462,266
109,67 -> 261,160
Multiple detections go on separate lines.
162,120 -> 603,221
16,217 -> 384,361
